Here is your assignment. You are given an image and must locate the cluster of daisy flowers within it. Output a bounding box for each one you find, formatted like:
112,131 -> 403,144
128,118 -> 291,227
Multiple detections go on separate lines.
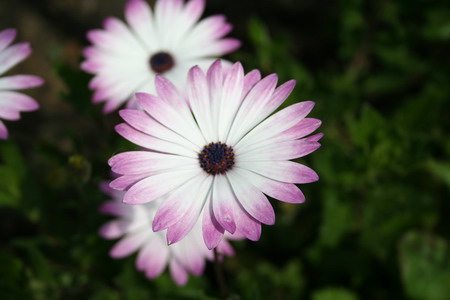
1,0 -> 322,287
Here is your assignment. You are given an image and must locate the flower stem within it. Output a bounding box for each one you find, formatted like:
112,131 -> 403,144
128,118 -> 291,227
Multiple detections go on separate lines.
213,248 -> 229,299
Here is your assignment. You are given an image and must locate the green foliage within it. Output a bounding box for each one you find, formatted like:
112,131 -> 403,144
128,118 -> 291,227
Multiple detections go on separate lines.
312,288 -> 359,300
399,231 -> 450,300
235,260 -> 305,300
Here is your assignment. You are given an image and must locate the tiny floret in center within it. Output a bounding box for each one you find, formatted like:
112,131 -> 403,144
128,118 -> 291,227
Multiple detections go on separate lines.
149,52 -> 175,73
199,142 -> 235,175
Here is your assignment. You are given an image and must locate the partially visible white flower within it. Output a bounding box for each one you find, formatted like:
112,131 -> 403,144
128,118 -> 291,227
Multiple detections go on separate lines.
99,182 -> 235,285
82,0 -> 240,113
0,28 -> 43,139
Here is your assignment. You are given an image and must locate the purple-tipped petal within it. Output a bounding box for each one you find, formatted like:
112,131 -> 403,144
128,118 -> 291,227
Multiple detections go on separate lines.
166,177 -> 212,244
230,197 -> 262,241
242,69 -> 262,96
240,161 -> 319,184
217,240 -> 235,256
99,201 -> 128,217
123,170 -> 201,205
152,175 -> 205,231
304,132 -> 324,142
212,175 -> 237,233
110,230 -> 149,258
226,73 -> 278,144
0,42 -> 31,74
115,123 -> 196,157
217,62 -> 244,140
238,139 -> 321,161
202,201 -> 225,249
281,118 -> 322,141
136,92 -> 205,148
234,168 -> 306,204
0,91 -> 39,111
138,240 -> 169,278
109,174 -> 146,191
99,220 -> 126,239
236,101 -> 316,151
0,28 -> 17,52
170,260 -> 189,286
184,0 -> 206,24
110,147 -> 194,175
0,75 -> 44,90
227,172 -> 275,225
0,121 -> 8,140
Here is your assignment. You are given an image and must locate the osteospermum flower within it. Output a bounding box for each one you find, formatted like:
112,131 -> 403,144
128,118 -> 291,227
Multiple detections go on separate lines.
99,182 -> 235,285
109,60 -> 323,249
81,0 -> 240,113
0,29 -> 43,139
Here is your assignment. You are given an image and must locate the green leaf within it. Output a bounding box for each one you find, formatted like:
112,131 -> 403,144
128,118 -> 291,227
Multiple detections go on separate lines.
248,17 -> 272,71
236,260 -> 305,300
318,189 -> 351,247
427,161 -> 450,190
312,287 -> 359,300
0,252 -> 31,299
398,231 -> 450,300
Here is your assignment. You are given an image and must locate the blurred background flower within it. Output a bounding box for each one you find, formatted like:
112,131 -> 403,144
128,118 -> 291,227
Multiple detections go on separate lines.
0,28 -> 43,140
98,181 -> 235,286
81,0 -> 240,113
0,0 -> 449,299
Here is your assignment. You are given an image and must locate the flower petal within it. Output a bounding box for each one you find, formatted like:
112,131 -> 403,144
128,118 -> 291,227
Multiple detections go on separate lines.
0,29 -> 16,52
136,92 -> 205,148
120,109 -> 199,152
242,69 -> 262,96
166,176 -> 212,244
235,101 -> 315,151
125,0 -> 158,52
211,175 -> 236,233
110,229 -> 150,258
0,91 -> 39,112
227,74 -> 278,145
217,62 -> 244,141
123,169 -> 202,204
202,199 -> 224,249
0,120 -> 8,139
227,172 -> 275,225
239,161 -> 319,184
99,220 -> 127,239
233,168 -> 305,203
0,42 -> 31,75
169,259 -> 189,286
152,174 -> 207,231
115,123 -> 197,158
237,139 -> 321,161
110,149 -> 196,175
228,194 -> 262,241
138,239 -> 169,279
187,66 -> 214,141
0,75 -> 44,90
109,174 -> 147,191
99,200 -> 129,217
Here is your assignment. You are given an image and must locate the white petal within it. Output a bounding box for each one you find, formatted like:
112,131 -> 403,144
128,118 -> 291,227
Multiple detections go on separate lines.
217,62 -> 244,141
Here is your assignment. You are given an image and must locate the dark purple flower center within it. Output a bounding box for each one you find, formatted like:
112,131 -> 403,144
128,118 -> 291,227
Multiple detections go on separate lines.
199,142 -> 235,175
149,52 -> 175,73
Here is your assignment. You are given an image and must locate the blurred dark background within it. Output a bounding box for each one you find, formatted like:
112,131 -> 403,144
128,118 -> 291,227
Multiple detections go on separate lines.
0,0 -> 449,299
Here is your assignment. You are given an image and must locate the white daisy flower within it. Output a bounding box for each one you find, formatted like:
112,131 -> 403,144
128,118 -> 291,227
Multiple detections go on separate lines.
99,182 -> 235,285
109,60 -> 323,249
81,0 -> 240,113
